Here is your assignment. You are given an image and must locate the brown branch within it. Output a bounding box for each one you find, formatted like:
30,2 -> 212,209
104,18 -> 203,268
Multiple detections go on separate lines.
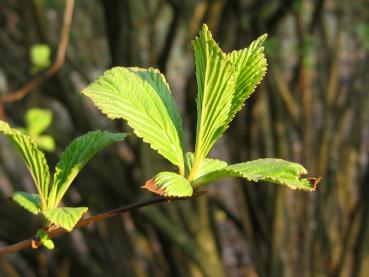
0,196 -> 168,256
0,0 -> 75,103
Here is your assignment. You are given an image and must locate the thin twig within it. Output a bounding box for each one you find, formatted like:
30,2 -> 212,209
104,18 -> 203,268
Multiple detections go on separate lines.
0,0 -> 75,103
0,196 -> 168,256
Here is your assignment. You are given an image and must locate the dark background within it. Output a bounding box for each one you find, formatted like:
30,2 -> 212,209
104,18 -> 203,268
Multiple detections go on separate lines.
0,0 -> 369,276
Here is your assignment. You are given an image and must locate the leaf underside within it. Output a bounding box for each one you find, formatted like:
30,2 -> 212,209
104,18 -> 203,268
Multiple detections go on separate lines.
47,130 -> 125,208
82,67 -> 185,172
12,191 -> 41,215
0,121 -> 50,203
43,207 -> 88,232
143,172 -> 193,197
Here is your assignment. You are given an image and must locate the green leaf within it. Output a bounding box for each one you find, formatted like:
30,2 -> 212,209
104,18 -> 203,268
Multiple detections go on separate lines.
0,121 -> 50,207
43,207 -> 88,232
143,172 -> 193,197
12,191 -> 41,215
226,34 -> 267,124
25,108 -> 52,136
192,24 -> 236,163
35,135 -> 55,152
193,158 -> 319,191
185,152 -> 227,185
37,229 -> 48,241
42,239 -> 55,250
82,67 -> 185,173
47,130 -> 125,208
226,159 -> 318,190
30,44 -> 51,71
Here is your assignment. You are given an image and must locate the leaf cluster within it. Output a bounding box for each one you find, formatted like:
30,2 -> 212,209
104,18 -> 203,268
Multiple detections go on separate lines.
0,121 -> 125,233
83,24 -> 319,198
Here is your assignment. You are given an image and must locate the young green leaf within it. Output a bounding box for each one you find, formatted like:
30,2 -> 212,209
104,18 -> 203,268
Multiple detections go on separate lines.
36,230 -> 55,250
41,239 -> 54,250
82,67 -> 185,174
43,207 -> 88,232
47,130 -> 125,208
0,121 -> 50,208
191,25 -> 236,174
191,158 -> 319,191
226,159 -> 319,190
184,152 -> 227,184
12,191 -> 41,215
226,34 -> 267,124
143,172 -> 193,197
34,135 -> 55,152
25,108 -> 53,136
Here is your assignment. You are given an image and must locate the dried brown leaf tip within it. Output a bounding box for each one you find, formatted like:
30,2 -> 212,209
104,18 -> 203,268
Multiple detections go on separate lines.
31,238 -> 39,249
142,178 -> 165,196
307,177 -> 321,190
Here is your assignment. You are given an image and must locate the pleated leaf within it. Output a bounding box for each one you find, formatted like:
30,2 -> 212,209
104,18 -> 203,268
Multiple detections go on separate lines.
196,158 -> 319,190
184,152 -> 227,185
143,172 -> 193,197
226,34 -> 267,124
12,191 -> 41,215
0,121 -> 50,204
47,130 -> 125,208
226,159 -> 319,190
82,67 -> 185,173
43,207 -> 88,232
192,25 -> 236,161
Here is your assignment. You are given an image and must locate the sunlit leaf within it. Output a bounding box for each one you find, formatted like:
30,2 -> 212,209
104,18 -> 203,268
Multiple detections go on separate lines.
192,25 -> 236,164
82,67 -> 185,173
47,130 -> 125,208
25,108 -> 52,136
193,158 -> 319,191
35,135 -> 55,152
30,44 -> 51,71
226,34 -> 267,124
43,207 -> 88,232
143,171 -> 193,197
184,152 -> 227,185
12,191 -> 41,215
0,121 -> 50,206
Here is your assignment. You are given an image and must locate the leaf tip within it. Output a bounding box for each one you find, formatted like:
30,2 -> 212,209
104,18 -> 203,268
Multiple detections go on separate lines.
307,177 -> 321,190
142,178 -> 165,196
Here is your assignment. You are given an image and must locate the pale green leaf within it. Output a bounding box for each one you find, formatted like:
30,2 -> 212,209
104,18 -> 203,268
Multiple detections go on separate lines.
184,152 -> 227,185
12,191 -> 41,215
42,239 -> 54,250
0,121 -> 50,206
82,67 -> 185,173
193,158 -> 319,191
226,159 -> 318,190
226,34 -> 267,124
143,172 -> 193,197
43,207 -> 88,232
35,135 -> 55,152
30,44 -> 51,70
192,24 -> 236,162
25,108 -> 52,136
47,130 -> 125,208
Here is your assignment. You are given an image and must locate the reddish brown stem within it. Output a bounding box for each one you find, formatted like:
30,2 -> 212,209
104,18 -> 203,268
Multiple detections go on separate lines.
0,196 -> 169,256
